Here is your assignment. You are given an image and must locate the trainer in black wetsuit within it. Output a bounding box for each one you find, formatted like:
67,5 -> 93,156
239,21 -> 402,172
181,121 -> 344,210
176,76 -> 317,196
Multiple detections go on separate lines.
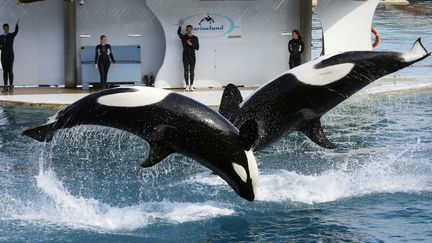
0,19 -> 19,93
177,20 -> 199,91
95,35 -> 116,90
288,30 -> 304,69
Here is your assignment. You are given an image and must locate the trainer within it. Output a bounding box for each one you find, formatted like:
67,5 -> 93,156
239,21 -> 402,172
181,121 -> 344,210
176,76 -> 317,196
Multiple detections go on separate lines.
0,18 -> 19,93
95,35 -> 116,90
178,19 -> 199,92
288,29 -> 304,69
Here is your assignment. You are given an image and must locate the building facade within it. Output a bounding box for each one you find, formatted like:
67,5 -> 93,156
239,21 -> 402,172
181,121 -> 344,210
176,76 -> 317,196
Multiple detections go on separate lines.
1,0 -> 310,88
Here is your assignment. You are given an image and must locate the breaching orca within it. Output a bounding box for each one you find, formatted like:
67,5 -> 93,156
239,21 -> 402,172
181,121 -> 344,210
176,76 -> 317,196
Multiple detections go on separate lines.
219,39 -> 431,151
23,87 -> 259,201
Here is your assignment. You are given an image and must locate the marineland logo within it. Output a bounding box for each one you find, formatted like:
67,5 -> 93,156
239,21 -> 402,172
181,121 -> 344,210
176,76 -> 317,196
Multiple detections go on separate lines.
182,13 -> 237,38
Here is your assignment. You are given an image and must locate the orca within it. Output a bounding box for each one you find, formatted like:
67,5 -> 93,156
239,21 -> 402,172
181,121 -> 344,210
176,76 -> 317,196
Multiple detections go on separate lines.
23,87 -> 259,201
219,39 -> 431,151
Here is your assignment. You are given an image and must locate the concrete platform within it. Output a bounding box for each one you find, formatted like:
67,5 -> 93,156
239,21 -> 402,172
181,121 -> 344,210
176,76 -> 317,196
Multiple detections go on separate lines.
0,86 -> 255,108
0,77 -> 431,108
312,0 -> 409,6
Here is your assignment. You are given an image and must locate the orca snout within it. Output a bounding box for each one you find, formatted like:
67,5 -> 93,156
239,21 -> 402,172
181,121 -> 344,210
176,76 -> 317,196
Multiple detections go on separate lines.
230,150 -> 259,202
239,181 -> 256,202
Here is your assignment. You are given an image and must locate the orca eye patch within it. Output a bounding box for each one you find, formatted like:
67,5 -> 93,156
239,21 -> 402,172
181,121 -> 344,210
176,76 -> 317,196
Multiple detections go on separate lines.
232,163 -> 248,183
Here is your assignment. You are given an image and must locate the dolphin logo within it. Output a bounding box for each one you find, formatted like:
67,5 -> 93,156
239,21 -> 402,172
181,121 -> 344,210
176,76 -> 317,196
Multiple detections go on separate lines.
199,15 -> 215,25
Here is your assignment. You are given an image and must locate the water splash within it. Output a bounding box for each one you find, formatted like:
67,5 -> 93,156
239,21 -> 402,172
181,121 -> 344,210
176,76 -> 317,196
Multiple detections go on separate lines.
1,126 -> 235,232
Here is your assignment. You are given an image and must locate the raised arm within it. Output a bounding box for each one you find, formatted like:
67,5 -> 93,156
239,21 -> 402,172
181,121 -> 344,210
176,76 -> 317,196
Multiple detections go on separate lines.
177,26 -> 184,39
177,19 -> 184,39
12,24 -> 19,37
12,18 -> 20,37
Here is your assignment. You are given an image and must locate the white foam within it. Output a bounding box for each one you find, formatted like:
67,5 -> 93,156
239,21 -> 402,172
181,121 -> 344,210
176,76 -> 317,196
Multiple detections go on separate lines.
256,166 -> 431,204
97,87 -> 172,107
46,109 -> 63,124
7,169 -> 233,232
186,172 -> 227,186
190,159 -> 432,205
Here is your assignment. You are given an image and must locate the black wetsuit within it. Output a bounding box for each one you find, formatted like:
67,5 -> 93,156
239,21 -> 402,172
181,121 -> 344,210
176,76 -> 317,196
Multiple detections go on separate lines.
288,39 -> 304,69
0,24 -> 19,89
95,44 -> 116,89
177,27 -> 199,86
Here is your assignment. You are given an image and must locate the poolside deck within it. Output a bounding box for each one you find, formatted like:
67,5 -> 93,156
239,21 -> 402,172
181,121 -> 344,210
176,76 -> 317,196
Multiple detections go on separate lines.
312,0 -> 410,6
0,77 -> 431,108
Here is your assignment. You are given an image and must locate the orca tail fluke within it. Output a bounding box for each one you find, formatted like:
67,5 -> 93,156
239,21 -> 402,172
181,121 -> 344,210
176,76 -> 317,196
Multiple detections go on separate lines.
411,38 -> 429,56
403,38 -> 431,63
22,123 -> 56,142
219,84 -> 243,125
301,119 -> 337,149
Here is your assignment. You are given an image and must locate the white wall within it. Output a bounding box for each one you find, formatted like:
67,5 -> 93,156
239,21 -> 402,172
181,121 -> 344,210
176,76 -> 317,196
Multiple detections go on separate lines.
147,0 -> 300,88
76,0 -> 165,84
0,0 -> 64,86
1,0 -> 301,87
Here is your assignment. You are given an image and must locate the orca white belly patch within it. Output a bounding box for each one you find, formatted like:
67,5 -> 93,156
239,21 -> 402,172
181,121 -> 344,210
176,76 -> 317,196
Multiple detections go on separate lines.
291,63 -> 355,86
97,87 -> 171,107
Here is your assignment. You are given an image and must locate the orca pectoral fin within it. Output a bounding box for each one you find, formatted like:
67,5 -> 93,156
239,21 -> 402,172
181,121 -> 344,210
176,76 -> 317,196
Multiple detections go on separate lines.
301,119 -> 336,149
141,125 -> 177,167
22,123 -> 56,142
239,120 -> 259,151
219,84 -> 243,124
141,143 -> 173,168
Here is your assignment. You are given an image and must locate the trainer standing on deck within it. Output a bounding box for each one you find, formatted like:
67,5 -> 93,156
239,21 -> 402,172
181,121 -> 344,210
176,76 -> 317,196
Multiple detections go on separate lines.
95,35 -> 116,90
178,19 -> 199,92
0,18 -> 19,93
288,29 -> 304,69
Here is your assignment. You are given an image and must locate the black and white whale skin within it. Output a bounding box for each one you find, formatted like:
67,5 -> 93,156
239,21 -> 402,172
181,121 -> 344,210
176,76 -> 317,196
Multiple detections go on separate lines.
220,39 -> 431,151
23,87 -> 259,201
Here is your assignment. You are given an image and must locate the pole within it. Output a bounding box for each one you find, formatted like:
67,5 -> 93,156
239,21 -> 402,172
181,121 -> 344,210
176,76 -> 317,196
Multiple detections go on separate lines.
300,0 -> 313,62
64,0 -> 76,88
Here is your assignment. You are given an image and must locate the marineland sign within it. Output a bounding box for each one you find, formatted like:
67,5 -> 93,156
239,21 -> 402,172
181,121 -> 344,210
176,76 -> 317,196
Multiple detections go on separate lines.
182,13 -> 238,38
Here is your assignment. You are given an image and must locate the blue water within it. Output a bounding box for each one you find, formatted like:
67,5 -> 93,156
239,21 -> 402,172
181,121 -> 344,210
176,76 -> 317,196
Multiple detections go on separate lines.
0,89 -> 432,242
1,2 -> 432,242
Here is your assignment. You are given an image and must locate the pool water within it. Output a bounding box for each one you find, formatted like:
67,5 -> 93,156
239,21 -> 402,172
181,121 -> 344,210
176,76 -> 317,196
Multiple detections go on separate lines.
1,1 -> 432,242
0,89 -> 432,242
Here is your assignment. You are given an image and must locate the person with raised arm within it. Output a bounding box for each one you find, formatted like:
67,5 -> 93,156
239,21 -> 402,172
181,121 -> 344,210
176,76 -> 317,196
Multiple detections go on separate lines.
177,19 -> 199,92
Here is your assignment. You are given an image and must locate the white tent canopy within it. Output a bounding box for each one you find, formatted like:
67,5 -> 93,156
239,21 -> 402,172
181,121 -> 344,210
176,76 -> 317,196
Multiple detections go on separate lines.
317,0 -> 379,55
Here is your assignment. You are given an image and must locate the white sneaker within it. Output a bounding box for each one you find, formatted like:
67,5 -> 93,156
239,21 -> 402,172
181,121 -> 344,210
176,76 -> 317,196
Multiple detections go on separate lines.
190,86 -> 195,92
185,85 -> 190,92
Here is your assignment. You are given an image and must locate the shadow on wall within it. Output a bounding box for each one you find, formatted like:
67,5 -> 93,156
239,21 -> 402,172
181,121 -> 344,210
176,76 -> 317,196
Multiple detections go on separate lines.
76,0 -> 166,85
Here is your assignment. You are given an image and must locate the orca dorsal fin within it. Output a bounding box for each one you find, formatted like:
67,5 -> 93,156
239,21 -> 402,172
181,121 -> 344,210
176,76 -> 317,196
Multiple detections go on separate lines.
141,142 -> 173,168
239,119 -> 258,151
219,84 -> 243,124
301,119 -> 337,149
